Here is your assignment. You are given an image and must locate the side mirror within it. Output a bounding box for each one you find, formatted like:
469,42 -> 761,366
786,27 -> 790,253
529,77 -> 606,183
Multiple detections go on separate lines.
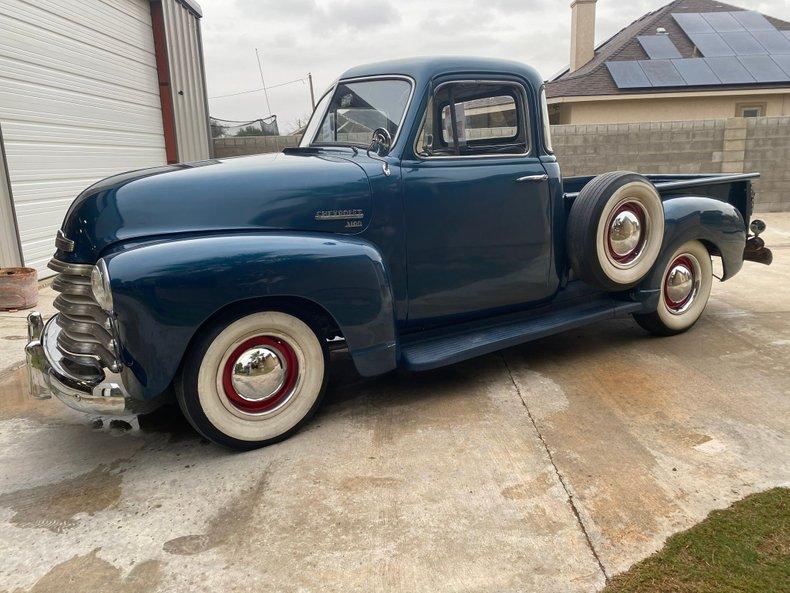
367,127 -> 392,157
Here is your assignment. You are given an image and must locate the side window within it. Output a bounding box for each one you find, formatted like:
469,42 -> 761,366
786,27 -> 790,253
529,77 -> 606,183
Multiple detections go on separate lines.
416,81 -> 528,157
441,96 -> 517,143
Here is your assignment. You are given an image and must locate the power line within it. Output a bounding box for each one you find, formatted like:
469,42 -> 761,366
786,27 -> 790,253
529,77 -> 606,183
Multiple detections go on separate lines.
208,77 -> 307,100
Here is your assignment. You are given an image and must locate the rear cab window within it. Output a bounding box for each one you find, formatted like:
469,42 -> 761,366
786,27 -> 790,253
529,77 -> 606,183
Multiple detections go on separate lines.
540,86 -> 553,154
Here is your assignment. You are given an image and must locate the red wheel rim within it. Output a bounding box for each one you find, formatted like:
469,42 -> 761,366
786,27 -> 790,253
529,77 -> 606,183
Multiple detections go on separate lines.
607,202 -> 647,264
221,336 -> 299,414
664,255 -> 695,311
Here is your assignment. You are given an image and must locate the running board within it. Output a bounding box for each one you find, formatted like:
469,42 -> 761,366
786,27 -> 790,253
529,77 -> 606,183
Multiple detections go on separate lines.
400,299 -> 643,371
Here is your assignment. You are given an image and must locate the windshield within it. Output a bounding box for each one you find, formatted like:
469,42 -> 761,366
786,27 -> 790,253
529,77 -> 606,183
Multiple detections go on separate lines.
305,78 -> 412,147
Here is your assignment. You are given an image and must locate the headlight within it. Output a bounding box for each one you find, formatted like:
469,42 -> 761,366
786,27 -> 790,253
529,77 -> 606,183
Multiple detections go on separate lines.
90,260 -> 113,312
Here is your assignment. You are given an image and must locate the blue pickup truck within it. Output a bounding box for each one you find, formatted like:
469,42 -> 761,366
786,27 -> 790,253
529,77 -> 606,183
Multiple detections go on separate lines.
26,57 -> 772,449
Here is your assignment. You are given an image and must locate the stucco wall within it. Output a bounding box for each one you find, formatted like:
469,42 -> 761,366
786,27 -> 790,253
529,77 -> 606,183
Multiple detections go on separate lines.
554,92 -> 790,125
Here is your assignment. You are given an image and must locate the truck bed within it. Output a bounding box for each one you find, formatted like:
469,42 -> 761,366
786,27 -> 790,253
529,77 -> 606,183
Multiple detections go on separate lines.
563,172 -> 759,225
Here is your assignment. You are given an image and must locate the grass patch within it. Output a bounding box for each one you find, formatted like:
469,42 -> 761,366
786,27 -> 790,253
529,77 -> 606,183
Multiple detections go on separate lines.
604,487 -> 789,593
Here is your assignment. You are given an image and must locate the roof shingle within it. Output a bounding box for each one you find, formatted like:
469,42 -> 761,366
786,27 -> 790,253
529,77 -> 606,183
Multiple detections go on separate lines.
546,0 -> 790,98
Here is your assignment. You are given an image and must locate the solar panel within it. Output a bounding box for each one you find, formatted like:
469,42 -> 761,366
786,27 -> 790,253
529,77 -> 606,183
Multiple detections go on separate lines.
769,54 -> 790,77
638,60 -> 686,87
672,58 -> 721,85
638,35 -> 682,59
673,13 -> 714,34
738,55 -> 789,82
720,31 -> 767,55
704,57 -> 755,83
783,31 -> 790,42
752,30 -> 790,54
606,61 -> 651,88
689,32 -> 736,57
701,12 -> 744,33
730,11 -> 775,32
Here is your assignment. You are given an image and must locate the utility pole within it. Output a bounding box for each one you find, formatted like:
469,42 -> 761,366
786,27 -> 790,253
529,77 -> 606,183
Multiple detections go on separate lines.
254,48 -> 272,116
307,72 -> 316,110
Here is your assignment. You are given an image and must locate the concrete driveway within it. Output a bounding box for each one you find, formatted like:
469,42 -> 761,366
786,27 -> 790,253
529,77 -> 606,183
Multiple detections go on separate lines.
1,214 -> 788,593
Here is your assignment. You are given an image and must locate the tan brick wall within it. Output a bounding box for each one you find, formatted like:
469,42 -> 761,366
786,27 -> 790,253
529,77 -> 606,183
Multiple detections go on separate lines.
743,116 -> 790,213
213,135 -> 301,158
552,116 -> 789,212
213,116 -> 790,212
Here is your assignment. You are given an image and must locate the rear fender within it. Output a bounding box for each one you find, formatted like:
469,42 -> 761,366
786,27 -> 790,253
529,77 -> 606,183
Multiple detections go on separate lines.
105,233 -> 397,400
635,196 -> 745,307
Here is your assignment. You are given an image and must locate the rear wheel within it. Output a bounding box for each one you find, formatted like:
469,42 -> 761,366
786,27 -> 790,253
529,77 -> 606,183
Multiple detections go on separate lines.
176,310 -> 328,450
633,240 -> 713,336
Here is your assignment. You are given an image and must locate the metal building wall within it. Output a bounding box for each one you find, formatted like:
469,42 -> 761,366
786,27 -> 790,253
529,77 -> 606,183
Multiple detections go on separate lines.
0,0 -> 167,275
161,0 -> 211,163
0,124 -> 22,267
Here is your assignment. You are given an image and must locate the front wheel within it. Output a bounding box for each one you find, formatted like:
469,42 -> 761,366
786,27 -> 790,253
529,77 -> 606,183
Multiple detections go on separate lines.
176,310 -> 328,450
633,240 -> 713,336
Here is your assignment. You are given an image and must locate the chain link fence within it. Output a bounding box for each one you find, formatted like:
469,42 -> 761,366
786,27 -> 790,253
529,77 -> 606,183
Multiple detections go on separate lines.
210,116 -> 280,138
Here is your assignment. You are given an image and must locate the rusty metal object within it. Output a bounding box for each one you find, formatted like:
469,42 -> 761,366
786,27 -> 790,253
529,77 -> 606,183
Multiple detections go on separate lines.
0,267 -> 38,310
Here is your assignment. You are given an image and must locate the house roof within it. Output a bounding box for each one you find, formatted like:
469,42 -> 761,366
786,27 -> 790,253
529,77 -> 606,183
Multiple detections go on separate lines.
546,0 -> 790,99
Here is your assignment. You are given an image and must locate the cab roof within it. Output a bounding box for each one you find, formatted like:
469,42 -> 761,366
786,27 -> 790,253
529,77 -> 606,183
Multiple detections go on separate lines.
339,56 -> 545,90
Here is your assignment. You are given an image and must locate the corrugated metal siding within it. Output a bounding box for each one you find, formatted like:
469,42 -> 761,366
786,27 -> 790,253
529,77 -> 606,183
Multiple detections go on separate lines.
162,0 -> 210,162
0,0 -> 167,276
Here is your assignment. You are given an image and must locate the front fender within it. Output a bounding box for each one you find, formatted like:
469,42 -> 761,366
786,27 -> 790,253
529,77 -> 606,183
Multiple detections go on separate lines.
105,232 -> 397,400
636,196 -> 746,307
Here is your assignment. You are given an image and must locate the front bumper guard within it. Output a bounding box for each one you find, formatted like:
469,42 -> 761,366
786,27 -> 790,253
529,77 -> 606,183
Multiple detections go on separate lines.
25,312 -> 135,416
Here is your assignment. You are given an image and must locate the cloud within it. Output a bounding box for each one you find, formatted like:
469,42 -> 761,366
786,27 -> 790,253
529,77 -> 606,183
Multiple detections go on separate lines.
312,0 -> 401,32
200,0 -> 790,133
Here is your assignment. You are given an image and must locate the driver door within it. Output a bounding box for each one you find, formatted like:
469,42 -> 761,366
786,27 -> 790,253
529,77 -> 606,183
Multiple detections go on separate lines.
401,79 -> 554,325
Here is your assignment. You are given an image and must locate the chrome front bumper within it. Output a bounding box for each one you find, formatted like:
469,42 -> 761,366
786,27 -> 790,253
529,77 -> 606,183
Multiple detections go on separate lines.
25,312 -> 133,416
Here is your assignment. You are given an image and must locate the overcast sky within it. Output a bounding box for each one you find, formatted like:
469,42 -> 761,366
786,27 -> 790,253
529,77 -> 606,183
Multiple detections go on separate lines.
198,0 -> 789,133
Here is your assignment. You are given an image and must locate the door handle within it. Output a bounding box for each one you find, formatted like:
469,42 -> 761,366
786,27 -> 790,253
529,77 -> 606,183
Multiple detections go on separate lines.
516,174 -> 549,183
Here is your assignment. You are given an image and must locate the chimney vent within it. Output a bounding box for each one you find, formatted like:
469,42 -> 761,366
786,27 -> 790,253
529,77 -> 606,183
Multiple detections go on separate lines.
570,0 -> 597,73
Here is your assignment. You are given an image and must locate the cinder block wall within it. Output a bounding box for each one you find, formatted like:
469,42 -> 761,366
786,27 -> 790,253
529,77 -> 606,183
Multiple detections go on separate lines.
553,116 -> 790,212
213,135 -> 300,158
213,117 -> 790,211
743,117 -> 790,213
553,120 -> 726,176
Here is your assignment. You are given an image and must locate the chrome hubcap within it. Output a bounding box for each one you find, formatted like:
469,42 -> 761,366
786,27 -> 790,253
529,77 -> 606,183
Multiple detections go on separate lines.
666,264 -> 693,304
231,346 -> 286,402
609,210 -> 642,257
606,201 -> 648,267
221,336 -> 300,415
664,254 -> 701,315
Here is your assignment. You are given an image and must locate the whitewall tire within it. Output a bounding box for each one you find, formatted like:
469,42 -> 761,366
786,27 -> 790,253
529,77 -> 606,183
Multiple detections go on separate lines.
176,310 -> 327,449
633,240 -> 713,336
567,172 -> 664,291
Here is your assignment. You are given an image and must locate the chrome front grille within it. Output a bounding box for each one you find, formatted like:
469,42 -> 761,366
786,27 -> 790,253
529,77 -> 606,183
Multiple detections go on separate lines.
48,259 -> 118,371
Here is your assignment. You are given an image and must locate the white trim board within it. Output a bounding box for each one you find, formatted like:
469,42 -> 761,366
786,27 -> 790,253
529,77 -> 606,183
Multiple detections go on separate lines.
0,124 -> 22,268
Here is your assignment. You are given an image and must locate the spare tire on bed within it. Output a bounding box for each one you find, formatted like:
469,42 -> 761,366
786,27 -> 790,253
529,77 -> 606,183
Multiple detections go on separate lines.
566,171 -> 664,291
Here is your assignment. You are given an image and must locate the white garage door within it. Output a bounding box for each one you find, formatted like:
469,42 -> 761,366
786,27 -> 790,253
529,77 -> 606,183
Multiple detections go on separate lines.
0,0 -> 167,276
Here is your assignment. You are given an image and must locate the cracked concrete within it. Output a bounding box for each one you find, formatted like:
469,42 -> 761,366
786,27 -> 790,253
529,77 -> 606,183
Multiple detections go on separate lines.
0,213 -> 788,592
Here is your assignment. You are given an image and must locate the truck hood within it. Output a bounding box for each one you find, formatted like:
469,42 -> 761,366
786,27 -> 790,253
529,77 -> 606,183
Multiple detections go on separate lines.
57,152 -> 372,263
